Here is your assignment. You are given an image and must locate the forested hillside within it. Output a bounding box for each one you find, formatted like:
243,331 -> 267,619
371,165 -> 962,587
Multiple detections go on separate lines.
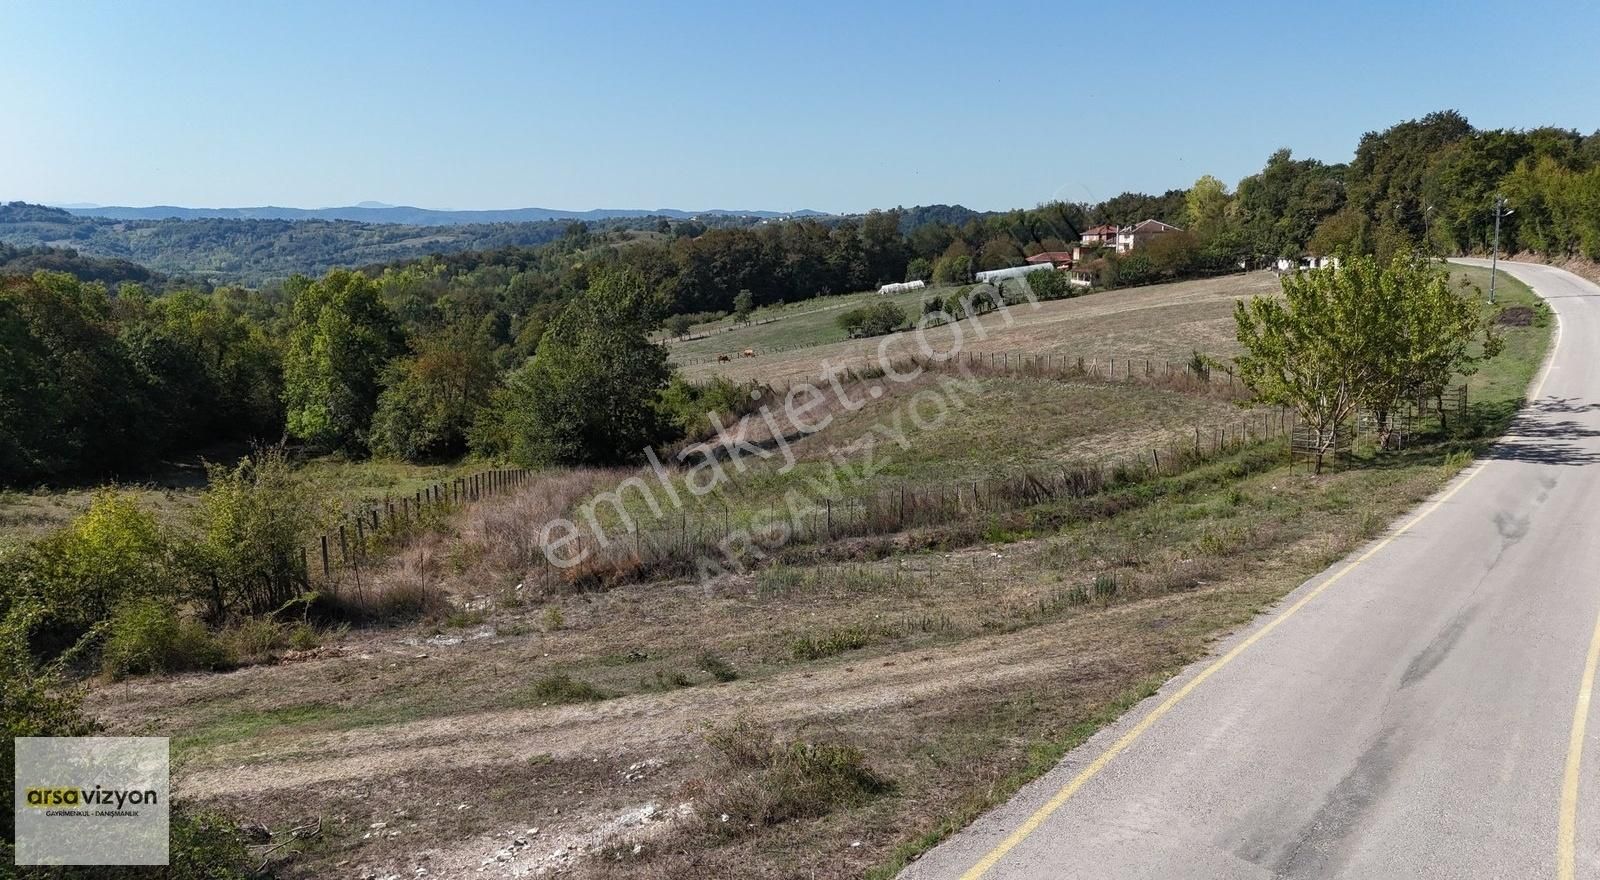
4,110 -> 1598,488
0,204 -> 768,284
0,242 -> 172,288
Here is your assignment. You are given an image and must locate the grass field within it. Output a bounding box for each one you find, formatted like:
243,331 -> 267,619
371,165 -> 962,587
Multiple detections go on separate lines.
660,283 -> 964,360
675,271 -> 1283,384
0,451 -> 477,547
76,261 -> 1553,879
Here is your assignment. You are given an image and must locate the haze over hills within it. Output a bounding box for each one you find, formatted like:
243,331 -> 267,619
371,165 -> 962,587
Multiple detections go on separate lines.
0,200 -> 988,284
55,203 -> 830,225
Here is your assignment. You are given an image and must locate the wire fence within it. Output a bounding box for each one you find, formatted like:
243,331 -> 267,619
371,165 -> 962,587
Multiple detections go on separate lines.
306,468 -> 532,582
519,403 -> 1300,590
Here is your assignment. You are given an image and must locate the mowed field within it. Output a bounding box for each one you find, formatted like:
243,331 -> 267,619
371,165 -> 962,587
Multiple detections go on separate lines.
672,272 -> 1282,384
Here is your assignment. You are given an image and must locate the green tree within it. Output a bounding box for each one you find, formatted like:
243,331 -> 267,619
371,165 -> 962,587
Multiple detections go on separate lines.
732,289 -> 756,324
664,313 -> 694,339
1184,175 -> 1232,239
836,301 -> 909,338
476,267 -> 674,466
370,326 -> 498,462
1234,255 -> 1496,471
282,269 -> 403,453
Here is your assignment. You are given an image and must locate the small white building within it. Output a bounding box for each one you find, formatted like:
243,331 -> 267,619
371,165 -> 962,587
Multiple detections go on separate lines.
1274,256 -> 1342,273
876,279 -> 927,295
974,264 -> 1054,284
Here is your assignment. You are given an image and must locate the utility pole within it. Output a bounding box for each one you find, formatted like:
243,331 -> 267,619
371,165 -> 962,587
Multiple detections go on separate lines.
1489,195 -> 1513,305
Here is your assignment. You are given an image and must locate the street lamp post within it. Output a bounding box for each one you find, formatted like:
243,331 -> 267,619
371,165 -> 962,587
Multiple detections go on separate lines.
1489,195 -> 1512,305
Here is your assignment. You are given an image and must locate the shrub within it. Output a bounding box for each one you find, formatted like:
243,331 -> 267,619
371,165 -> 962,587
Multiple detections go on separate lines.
663,314 -> 694,338
695,718 -> 889,835
217,617 -> 321,665
183,447 -> 336,620
945,285 -> 1001,320
1025,268 -> 1075,301
790,624 -> 881,660
697,650 -> 740,682
101,599 -> 228,679
660,375 -> 768,436
219,616 -> 288,666
524,673 -> 609,704
1,623 -> 251,876
3,490 -> 172,660
836,302 -> 909,339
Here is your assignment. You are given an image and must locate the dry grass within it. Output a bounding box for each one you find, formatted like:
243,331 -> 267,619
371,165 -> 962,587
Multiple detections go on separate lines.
71,263 -> 1552,879
85,446 -> 1471,880
677,272 -> 1281,385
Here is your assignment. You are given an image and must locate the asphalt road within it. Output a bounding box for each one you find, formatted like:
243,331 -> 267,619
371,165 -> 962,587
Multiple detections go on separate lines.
904,260 -> 1600,879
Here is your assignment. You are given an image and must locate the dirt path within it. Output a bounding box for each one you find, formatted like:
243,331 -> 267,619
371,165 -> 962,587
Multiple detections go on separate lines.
172,594 -> 1183,801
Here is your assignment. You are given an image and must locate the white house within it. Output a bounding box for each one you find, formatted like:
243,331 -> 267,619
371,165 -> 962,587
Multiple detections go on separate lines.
1115,219 -> 1184,254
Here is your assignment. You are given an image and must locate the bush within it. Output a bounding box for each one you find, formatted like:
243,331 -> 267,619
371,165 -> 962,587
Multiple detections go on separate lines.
944,285 -> 1002,320
1,490 -> 172,662
1025,268 -> 1076,301
660,375 -> 768,436
101,599 -> 228,679
525,673 -> 609,704
183,447 -> 336,619
836,301 -> 909,339
663,313 -> 694,338
790,625 -> 879,660
218,616 -> 321,665
697,650 -> 739,682
696,718 -> 890,835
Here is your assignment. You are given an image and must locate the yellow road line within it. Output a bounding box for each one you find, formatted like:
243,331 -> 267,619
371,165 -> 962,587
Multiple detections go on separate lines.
1543,280 -> 1594,880
1559,607 -> 1600,880
957,464 -> 1488,880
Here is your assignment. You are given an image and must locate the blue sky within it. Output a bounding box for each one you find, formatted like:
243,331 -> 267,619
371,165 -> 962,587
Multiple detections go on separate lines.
2,0 -> 1597,213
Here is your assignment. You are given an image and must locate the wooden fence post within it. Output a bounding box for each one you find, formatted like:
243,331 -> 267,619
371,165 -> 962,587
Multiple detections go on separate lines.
319,534 -> 330,577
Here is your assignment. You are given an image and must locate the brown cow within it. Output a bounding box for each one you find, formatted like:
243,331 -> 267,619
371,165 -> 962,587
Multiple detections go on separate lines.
717,354 -> 732,363
741,348 -> 756,358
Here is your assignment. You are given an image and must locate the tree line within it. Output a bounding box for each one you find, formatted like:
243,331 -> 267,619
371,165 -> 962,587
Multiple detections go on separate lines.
3,110 -> 1597,483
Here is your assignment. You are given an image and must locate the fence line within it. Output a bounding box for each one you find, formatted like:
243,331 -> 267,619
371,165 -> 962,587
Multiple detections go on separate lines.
307,467 -> 533,583
524,403 -> 1300,590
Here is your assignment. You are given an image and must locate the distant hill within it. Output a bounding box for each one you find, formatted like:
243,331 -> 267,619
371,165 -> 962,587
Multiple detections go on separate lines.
1,201 -> 987,285
0,241 -> 170,288
59,203 -> 830,226
0,202 -> 749,284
